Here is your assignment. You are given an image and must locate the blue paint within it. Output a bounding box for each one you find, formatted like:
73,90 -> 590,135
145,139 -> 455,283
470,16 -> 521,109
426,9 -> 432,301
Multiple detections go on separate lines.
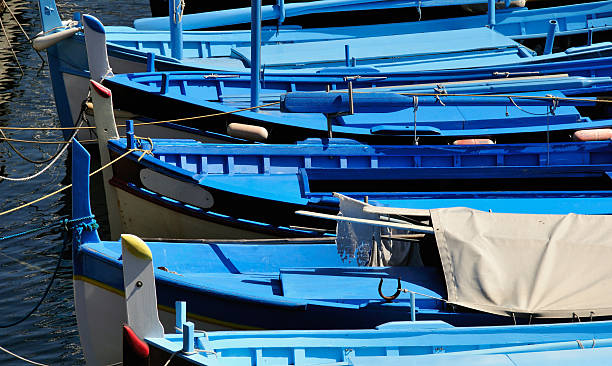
82,14 -> 104,34
71,140 -> 101,247
134,0 -> 513,31
488,0 -> 495,28
544,20 -> 559,55
126,120 -> 135,149
146,52 -> 155,72
104,70 -> 612,142
168,0 -> 183,59
275,0 -> 285,25
101,137 -> 612,246
37,0 -> 612,131
176,301 -> 186,333
280,91 -> 597,114
344,44 -> 350,67
410,292 -> 416,322
250,0 -> 261,109
182,322 -> 194,353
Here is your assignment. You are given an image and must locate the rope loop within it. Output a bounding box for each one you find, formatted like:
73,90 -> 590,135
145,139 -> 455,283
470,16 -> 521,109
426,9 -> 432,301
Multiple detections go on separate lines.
546,94 -> 559,116
433,84 -> 447,95
173,0 -> 186,23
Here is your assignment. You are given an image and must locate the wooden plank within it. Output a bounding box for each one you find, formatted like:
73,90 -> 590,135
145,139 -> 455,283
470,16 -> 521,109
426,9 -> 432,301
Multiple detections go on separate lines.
363,206 -> 431,218
295,210 -> 434,234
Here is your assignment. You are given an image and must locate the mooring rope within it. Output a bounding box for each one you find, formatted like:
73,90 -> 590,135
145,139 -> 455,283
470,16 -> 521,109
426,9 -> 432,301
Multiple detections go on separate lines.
0,101 -> 281,132
0,0 -> 45,65
0,147 -> 148,217
0,14 -> 22,75
0,215 -> 98,366
0,90 -> 606,136
0,344 -> 48,366
0,110 -> 85,181
0,219 -> 84,329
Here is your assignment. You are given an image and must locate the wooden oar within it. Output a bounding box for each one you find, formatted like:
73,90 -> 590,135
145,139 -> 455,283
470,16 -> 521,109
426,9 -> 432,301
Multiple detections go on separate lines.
295,210 -> 434,234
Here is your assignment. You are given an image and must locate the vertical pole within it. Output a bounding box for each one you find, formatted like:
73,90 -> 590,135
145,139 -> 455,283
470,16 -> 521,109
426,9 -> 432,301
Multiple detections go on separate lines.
348,81 -> 354,115
488,0 -> 496,29
251,0 -> 262,110
161,73 -> 170,94
169,0 -> 183,60
182,322 -> 195,353
276,0 -> 286,26
543,20 -> 558,55
410,292 -> 416,322
126,120 -> 135,150
146,52 -> 155,72
175,301 -> 186,333
325,84 -> 332,138
587,28 -> 593,46
344,45 -> 350,67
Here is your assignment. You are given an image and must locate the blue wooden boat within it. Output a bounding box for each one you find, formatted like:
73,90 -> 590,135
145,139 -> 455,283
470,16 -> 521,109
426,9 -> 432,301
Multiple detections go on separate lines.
72,139 -> 612,365
102,136 -> 612,239
37,0 -> 612,136
99,69 -> 612,144
138,303 -> 612,366
144,0 -> 523,28
88,80 -> 612,240
141,0 -> 520,30
143,324 -> 612,365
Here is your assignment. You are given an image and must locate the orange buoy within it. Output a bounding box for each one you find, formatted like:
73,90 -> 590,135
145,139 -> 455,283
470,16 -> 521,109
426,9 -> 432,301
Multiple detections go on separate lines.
572,129 -> 612,142
453,139 -> 495,145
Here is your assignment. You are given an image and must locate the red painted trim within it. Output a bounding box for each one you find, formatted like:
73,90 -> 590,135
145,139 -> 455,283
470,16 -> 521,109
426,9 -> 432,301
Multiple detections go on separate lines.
90,80 -> 112,98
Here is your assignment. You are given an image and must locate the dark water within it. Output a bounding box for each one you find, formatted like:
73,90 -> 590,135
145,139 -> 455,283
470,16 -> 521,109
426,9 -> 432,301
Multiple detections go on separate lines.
0,1 -> 149,364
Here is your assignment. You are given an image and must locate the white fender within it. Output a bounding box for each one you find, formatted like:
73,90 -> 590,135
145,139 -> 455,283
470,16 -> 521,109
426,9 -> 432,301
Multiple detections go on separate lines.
227,122 -> 269,142
82,14 -> 112,82
121,234 -> 164,339
32,27 -> 80,51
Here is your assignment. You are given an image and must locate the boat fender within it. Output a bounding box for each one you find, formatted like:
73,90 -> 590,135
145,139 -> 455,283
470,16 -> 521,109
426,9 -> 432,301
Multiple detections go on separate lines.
123,324 -> 149,366
32,27 -> 81,51
452,139 -> 495,145
573,129 -> 612,142
84,101 -> 94,117
227,123 -> 268,142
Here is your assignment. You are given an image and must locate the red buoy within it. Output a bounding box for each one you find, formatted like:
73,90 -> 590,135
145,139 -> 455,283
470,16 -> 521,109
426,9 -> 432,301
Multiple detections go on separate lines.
572,129 -> 612,142
123,324 -> 149,366
452,139 -> 494,145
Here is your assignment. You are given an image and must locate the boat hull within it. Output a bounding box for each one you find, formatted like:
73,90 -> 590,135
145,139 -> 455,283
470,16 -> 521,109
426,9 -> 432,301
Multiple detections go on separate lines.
39,0 -> 612,138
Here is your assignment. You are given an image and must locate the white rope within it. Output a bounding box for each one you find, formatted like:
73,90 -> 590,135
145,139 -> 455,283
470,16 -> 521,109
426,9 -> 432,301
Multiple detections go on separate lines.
0,344 -> 48,366
0,118 -> 82,182
163,350 -> 178,366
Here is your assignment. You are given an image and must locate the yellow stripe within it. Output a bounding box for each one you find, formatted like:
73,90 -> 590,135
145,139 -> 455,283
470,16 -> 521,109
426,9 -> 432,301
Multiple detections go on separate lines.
74,275 -> 125,296
73,275 -> 263,330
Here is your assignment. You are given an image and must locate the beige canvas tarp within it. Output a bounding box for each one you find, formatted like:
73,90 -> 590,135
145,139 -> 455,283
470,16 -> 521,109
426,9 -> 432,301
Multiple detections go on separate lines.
431,207 -> 612,318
